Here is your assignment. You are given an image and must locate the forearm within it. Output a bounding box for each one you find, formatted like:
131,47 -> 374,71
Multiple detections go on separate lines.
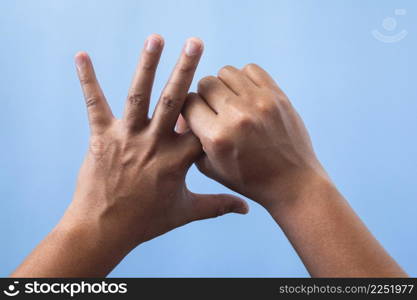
11,216 -> 129,277
265,174 -> 407,277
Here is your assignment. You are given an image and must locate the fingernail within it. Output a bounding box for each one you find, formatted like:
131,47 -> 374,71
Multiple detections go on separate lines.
185,39 -> 202,56
145,37 -> 161,53
232,203 -> 249,214
75,53 -> 86,72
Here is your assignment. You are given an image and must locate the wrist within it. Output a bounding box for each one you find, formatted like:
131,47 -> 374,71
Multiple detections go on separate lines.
259,168 -> 337,219
51,219 -> 130,277
63,194 -> 147,250
57,216 -> 131,255
57,205 -> 137,263
12,217 -> 131,277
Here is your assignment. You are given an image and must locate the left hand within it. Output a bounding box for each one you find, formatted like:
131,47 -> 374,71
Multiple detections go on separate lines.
12,35 -> 248,277
67,35 -> 248,250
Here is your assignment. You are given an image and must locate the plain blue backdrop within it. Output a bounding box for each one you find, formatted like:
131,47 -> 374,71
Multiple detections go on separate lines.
0,0 -> 416,277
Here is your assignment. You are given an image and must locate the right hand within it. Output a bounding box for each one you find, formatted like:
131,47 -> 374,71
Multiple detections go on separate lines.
180,64 -> 407,278
180,64 -> 329,211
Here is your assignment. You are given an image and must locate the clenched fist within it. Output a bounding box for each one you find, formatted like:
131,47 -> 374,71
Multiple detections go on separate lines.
180,64 -> 328,212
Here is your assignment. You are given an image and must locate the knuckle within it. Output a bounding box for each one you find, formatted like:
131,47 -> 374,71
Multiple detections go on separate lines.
256,100 -> 276,114
225,108 -> 256,130
218,65 -> 234,76
89,135 -> 110,157
79,76 -> 93,86
141,60 -> 156,71
198,76 -> 216,90
161,94 -> 181,111
85,96 -> 101,108
234,114 -> 255,129
205,132 -> 232,153
127,92 -> 148,107
242,63 -> 259,72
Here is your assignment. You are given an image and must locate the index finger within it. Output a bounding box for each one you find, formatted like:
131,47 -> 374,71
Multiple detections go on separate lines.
151,37 -> 203,134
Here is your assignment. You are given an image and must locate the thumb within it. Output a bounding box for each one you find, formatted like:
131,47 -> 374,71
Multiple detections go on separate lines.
190,192 -> 249,221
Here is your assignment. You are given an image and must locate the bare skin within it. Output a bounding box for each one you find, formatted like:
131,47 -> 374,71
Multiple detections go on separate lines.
179,64 -> 407,277
11,35 -> 248,278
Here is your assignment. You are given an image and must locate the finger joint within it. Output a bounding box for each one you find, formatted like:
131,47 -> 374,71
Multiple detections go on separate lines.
127,92 -> 148,108
85,96 -> 101,108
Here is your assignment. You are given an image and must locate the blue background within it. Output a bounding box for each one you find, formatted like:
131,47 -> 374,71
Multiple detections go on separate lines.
0,0 -> 416,277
